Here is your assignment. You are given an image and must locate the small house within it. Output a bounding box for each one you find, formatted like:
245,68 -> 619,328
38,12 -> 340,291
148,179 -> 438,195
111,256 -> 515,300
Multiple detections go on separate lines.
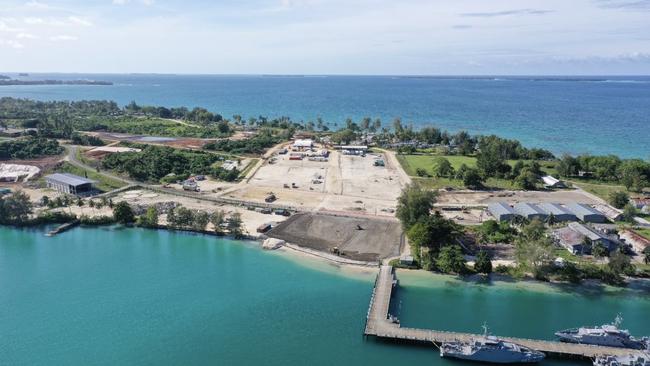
566,203 -> 607,223
487,202 -> 516,222
553,222 -> 619,255
292,139 -> 314,150
541,175 -> 566,188
619,230 -> 650,255
593,204 -> 623,222
632,198 -> 650,212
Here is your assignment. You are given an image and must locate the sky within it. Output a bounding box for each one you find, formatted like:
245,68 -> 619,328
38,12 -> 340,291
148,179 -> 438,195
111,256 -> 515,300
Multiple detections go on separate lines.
1,0 -> 650,75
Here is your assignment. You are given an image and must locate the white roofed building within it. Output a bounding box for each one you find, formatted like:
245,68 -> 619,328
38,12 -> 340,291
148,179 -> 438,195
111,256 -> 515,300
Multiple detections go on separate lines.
541,175 -> 565,188
293,139 -> 314,149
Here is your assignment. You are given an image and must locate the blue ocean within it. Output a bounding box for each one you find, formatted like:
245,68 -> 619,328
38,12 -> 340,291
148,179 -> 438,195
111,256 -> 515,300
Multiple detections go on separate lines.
1,73 -> 649,158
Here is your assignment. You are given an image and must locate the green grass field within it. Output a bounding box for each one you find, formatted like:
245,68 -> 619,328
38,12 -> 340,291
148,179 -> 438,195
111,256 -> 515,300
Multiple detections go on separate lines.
397,154 -> 557,177
568,179 -> 626,201
396,153 -> 556,190
397,154 -> 476,176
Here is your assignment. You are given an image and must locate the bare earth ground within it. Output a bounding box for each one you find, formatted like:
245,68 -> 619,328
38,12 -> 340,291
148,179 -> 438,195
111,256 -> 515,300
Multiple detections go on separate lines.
436,189 -> 602,206
88,132 -> 216,149
225,149 -> 406,217
266,212 -> 403,262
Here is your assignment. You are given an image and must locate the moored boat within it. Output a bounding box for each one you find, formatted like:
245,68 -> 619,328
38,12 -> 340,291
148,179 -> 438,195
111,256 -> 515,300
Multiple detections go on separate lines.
439,325 -> 545,364
594,352 -> 650,366
555,315 -> 649,350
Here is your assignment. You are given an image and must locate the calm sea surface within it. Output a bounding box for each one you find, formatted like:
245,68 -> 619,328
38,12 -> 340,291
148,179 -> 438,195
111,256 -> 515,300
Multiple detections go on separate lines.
1,226 -> 649,365
0,74 -> 649,158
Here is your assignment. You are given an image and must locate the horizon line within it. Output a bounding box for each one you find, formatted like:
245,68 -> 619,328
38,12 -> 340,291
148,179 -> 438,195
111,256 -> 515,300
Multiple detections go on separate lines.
2,71 -> 650,78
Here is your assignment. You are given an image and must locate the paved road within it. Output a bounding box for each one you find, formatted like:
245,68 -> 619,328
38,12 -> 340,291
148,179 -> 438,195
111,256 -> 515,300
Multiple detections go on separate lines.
65,145 -> 136,185
64,145 -> 297,210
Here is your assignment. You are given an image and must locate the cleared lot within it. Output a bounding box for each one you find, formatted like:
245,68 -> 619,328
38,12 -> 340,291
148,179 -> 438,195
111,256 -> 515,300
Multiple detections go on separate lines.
266,212 -> 403,262
437,189 -> 602,206
228,149 -> 406,216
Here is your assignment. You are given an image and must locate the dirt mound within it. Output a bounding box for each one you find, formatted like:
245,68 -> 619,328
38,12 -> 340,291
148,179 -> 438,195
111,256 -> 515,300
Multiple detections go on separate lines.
267,212 -> 402,262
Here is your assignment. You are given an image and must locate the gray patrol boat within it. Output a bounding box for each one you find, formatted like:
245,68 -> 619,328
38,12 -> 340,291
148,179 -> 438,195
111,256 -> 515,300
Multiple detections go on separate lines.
439,325 -> 545,364
594,352 -> 650,366
555,315 -> 649,350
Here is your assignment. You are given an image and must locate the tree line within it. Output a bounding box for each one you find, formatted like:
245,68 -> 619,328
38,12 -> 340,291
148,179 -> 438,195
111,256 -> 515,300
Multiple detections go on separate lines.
557,154 -> 649,191
101,145 -> 239,182
0,136 -> 64,160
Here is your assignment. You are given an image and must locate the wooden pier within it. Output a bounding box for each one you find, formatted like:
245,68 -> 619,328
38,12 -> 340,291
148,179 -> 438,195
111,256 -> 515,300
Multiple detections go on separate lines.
364,265 -> 640,360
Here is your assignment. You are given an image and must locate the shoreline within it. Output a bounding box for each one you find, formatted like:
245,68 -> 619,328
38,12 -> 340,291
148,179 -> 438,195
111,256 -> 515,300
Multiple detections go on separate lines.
3,222 -> 649,293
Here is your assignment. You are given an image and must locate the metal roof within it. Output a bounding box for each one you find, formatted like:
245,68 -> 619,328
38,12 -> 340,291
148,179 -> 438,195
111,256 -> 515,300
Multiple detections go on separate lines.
542,176 -> 561,186
488,202 -> 515,216
567,203 -> 604,218
45,173 -> 95,187
567,222 -> 603,241
538,203 -> 575,217
514,202 -> 547,217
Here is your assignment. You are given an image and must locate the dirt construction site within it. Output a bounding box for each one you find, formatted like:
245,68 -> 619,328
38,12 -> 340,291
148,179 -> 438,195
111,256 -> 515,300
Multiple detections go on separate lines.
225,148 -> 407,216
436,188 -> 603,207
266,212 -> 403,262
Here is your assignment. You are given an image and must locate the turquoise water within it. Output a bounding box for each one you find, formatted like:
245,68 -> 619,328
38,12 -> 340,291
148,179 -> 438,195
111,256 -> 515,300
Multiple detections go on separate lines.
1,226 -> 650,366
1,74 -> 649,158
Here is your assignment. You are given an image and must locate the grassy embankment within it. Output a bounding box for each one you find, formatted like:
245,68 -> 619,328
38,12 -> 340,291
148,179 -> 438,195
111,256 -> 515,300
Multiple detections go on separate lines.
636,227 -> 650,241
566,178 -> 627,201
237,159 -> 259,178
396,153 -> 558,190
57,162 -> 126,192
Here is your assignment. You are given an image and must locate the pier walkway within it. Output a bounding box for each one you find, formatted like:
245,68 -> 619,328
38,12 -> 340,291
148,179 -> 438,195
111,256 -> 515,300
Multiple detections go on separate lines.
364,265 -> 639,359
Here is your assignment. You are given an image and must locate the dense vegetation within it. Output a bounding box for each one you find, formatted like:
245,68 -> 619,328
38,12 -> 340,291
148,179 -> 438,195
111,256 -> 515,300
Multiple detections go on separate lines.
204,129 -> 288,154
70,132 -> 105,146
475,220 -> 516,244
0,98 -> 232,139
0,136 -> 63,159
0,98 -> 312,140
0,191 -> 33,224
101,145 -> 238,182
166,205 -> 243,237
396,185 -> 466,273
556,154 -> 650,192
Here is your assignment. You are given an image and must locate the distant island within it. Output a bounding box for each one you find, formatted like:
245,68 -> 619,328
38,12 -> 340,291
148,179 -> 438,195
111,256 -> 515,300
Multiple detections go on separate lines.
0,75 -> 11,80
0,79 -> 112,86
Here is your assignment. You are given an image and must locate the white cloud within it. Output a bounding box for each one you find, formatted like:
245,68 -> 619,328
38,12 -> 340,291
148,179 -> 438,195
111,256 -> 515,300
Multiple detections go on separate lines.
0,39 -> 25,48
24,17 -> 44,24
50,34 -> 78,41
23,16 -> 92,27
68,16 -> 93,26
112,0 -> 155,5
0,21 -> 23,33
16,32 -> 38,39
24,1 -> 52,10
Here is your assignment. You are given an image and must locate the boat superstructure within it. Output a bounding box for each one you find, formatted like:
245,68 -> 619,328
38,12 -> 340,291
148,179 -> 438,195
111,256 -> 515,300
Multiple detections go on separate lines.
555,315 -> 649,350
439,325 -> 545,364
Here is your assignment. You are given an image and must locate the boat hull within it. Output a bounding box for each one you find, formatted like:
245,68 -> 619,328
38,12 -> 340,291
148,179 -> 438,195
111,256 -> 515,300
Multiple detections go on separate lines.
441,349 -> 545,364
